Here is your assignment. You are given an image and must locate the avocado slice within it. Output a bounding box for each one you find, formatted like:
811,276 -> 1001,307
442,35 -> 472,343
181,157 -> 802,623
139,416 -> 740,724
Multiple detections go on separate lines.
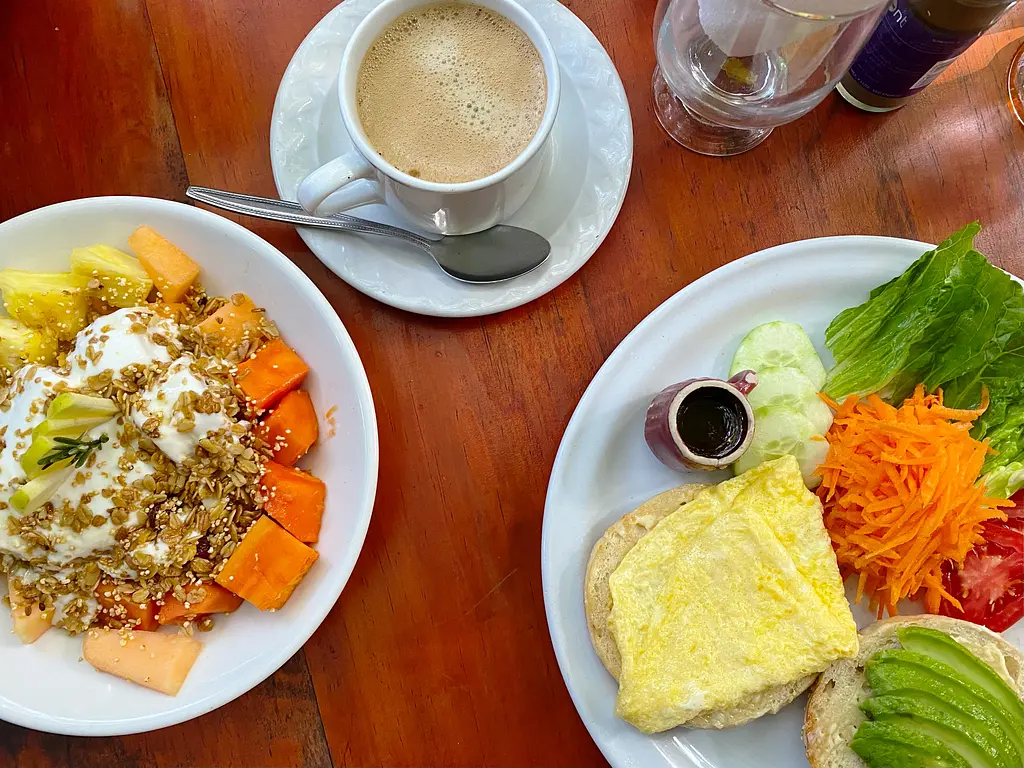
862,692 -> 1016,768
864,714 -> 1000,768
867,650 -> 1024,761
898,628 -> 1024,727
851,720 -> 972,768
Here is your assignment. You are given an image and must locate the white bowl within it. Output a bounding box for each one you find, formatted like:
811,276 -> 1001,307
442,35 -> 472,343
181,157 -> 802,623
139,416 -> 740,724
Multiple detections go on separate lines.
0,197 -> 378,735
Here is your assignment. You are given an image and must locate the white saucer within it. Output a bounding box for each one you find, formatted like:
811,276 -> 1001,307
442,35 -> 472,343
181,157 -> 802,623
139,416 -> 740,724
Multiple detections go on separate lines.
270,0 -> 633,317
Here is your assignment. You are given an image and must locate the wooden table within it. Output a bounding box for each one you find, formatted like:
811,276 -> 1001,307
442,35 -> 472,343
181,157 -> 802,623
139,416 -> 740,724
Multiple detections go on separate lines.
1,0 -> 1022,765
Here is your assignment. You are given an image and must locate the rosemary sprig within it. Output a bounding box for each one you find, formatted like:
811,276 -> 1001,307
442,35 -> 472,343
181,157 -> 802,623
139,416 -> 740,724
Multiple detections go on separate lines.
38,433 -> 109,470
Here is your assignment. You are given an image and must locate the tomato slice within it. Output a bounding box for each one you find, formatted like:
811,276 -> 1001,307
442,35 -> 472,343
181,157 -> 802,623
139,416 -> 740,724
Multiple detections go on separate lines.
1007,489 -> 1024,519
941,518 -> 1024,633
981,518 -> 1024,553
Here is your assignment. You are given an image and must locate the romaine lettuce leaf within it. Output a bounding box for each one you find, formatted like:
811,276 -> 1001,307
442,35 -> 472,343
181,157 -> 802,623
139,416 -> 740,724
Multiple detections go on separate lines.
824,224 -> 988,400
985,463 -> 1024,499
980,406 -> 1024,473
823,223 -> 1024,496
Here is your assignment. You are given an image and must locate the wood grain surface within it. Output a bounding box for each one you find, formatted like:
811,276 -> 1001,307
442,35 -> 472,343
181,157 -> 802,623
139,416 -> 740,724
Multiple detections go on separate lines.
1,0 -> 1022,765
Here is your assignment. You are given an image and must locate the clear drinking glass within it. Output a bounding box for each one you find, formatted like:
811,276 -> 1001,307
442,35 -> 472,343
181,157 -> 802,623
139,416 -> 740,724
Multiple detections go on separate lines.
1010,41 -> 1024,127
653,0 -> 887,155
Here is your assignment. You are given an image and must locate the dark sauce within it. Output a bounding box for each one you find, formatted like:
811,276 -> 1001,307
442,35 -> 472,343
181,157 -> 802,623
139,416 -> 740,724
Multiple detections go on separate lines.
676,387 -> 749,459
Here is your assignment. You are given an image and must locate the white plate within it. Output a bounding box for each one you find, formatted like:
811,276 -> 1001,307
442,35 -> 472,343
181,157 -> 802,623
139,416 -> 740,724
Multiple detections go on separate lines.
541,235 -> 1024,768
0,197 -> 378,735
270,0 -> 632,317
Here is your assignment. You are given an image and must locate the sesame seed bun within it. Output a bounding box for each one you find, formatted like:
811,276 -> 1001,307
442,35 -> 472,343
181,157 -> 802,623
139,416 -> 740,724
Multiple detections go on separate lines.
803,615 -> 1024,768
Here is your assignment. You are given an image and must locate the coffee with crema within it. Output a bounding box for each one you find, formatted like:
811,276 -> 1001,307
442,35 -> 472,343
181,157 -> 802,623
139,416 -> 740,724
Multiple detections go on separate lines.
356,3 -> 547,184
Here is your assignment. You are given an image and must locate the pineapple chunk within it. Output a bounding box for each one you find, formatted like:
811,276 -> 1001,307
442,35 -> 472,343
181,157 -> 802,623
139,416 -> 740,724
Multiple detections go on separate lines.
8,580 -> 52,644
0,317 -> 57,372
0,270 -> 90,340
70,245 -> 153,308
83,628 -> 202,696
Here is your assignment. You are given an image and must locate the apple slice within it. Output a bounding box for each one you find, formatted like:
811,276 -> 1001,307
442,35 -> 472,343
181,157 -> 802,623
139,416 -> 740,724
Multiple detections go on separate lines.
82,628 -> 202,695
47,392 -> 118,421
20,434 -> 71,479
11,465 -> 73,513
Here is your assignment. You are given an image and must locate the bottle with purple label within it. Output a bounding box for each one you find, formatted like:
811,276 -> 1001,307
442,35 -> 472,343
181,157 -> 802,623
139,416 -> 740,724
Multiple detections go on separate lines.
837,0 -> 1018,111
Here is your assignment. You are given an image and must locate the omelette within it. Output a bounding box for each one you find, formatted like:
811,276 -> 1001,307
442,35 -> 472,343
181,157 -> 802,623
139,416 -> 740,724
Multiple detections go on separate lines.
608,455 -> 858,734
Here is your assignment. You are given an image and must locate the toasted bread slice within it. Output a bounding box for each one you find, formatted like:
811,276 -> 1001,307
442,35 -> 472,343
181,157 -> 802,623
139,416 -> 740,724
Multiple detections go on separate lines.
803,615 -> 1024,768
584,484 -> 817,730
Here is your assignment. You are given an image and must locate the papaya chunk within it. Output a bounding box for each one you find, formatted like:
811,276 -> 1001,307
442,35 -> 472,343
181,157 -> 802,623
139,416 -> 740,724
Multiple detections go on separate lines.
256,390 -> 319,466
94,578 -> 159,631
235,339 -> 309,412
157,582 -> 243,624
215,516 -> 318,610
261,460 -> 326,543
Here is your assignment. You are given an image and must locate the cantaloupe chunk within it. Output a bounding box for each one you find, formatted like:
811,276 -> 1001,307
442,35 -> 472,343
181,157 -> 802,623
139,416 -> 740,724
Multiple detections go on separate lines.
94,579 -> 159,631
8,580 -> 51,644
157,582 -> 243,624
128,226 -> 201,303
197,294 -> 264,351
82,628 -> 202,696
215,516 -> 318,610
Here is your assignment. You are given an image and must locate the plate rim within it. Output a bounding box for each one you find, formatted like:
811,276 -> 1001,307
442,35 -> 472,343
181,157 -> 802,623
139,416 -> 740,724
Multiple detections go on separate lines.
541,234 -> 937,768
0,196 -> 380,736
268,0 -> 634,318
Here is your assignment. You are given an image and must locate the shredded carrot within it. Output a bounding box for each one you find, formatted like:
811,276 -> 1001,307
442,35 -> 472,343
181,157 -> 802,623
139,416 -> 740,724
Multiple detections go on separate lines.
817,384 -> 1011,618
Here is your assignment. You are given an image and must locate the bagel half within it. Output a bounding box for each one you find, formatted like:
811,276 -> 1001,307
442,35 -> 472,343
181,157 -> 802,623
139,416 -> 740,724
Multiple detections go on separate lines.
584,484 -> 817,730
803,615 -> 1024,768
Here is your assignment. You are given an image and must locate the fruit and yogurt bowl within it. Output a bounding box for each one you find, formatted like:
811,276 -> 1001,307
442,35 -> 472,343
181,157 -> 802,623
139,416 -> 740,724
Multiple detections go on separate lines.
0,225 -> 326,696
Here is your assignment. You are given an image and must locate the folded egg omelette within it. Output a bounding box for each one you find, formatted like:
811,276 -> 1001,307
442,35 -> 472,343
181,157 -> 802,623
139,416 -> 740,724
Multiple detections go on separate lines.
608,455 -> 858,733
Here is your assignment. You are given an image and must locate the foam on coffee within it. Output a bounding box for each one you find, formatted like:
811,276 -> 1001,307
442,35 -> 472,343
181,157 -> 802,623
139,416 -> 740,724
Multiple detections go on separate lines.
356,3 -> 547,184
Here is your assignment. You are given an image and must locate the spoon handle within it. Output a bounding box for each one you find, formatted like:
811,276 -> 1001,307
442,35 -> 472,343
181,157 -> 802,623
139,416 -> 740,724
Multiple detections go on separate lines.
185,187 -> 432,249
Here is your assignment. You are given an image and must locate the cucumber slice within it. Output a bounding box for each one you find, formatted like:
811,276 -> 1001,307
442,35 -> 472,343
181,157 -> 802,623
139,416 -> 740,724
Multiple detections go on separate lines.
745,367 -> 835,436
734,407 -> 816,475
798,435 -> 830,490
802,397 -> 834,437
734,407 -> 829,487
729,321 -> 827,390
746,366 -> 817,413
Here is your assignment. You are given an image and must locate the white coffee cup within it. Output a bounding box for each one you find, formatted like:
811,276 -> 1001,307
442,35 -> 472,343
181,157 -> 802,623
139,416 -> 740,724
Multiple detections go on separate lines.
297,0 -> 561,235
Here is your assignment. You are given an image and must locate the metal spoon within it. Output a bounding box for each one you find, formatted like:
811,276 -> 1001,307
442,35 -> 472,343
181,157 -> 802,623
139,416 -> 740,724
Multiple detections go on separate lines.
185,187 -> 551,284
